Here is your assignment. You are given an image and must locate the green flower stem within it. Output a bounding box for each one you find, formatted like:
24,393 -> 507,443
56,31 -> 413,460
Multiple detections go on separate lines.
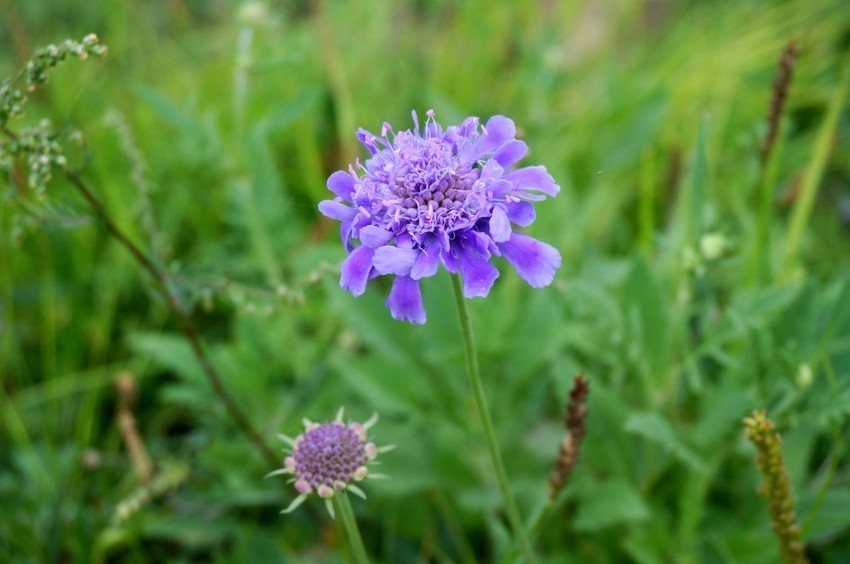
334,493 -> 370,564
451,274 -> 537,564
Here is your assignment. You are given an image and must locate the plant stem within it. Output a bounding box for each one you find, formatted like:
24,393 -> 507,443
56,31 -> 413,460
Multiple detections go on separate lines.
65,171 -> 279,469
450,274 -> 537,563
334,493 -> 370,564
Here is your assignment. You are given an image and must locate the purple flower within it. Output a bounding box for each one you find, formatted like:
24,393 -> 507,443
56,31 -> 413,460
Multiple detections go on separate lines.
267,409 -> 392,517
319,110 -> 561,323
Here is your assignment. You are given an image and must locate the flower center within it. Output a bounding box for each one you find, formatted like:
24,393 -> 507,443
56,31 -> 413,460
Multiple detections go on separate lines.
361,133 -> 490,239
293,422 -> 368,489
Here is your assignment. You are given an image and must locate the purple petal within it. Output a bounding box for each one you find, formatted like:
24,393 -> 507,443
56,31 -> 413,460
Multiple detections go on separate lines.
359,225 -> 394,248
411,110 -> 420,135
457,116 -> 479,138
506,201 -> 535,226
426,120 -> 442,138
411,238 -> 441,280
458,248 -> 500,298
441,246 -> 459,274
340,221 -> 355,251
356,128 -> 379,154
493,140 -> 528,168
487,179 -> 514,198
437,229 -> 451,252
504,166 -> 560,197
327,171 -> 356,200
319,200 -> 357,221
489,206 -> 511,242
395,231 -> 414,248
386,276 -> 426,324
466,230 -> 497,257
340,245 -> 375,296
475,115 -> 516,157
499,233 -> 561,288
478,159 -> 506,185
372,246 -> 419,275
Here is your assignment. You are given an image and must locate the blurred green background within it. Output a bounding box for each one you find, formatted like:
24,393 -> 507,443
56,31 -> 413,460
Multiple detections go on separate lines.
2,0 -> 850,562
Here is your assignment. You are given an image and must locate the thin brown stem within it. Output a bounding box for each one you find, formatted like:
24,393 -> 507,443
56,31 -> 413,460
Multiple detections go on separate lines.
66,170 -> 279,468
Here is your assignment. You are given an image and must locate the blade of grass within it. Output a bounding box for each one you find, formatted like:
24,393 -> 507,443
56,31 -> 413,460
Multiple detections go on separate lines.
638,147 -> 656,258
315,0 -> 357,165
781,59 -> 850,280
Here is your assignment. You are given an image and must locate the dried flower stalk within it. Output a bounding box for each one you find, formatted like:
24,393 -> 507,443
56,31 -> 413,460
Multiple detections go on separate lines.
761,39 -> 799,166
115,371 -> 154,484
549,373 -> 590,501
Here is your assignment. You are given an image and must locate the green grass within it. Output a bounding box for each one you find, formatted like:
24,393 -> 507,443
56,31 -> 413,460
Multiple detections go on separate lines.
2,0 -> 850,562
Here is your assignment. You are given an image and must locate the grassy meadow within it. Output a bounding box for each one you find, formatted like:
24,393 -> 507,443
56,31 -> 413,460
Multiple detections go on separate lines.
2,0 -> 850,562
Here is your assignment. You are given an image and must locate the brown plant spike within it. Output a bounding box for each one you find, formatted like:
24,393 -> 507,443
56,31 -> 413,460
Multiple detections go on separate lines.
549,373 -> 590,502
761,38 -> 799,166
743,410 -> 809,564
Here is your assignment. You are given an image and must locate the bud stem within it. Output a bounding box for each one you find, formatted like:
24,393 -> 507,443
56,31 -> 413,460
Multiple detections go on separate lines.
334,492 -> 370,564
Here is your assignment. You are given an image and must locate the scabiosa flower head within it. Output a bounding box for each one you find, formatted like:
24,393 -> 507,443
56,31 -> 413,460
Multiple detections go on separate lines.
267,409 -> 392,518
319,110 -> 562,323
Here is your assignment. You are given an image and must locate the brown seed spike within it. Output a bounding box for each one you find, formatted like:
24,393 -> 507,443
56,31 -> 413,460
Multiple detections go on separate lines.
743,410 -> 809,564
761,39 -> 800,167
548,374 -> 590,502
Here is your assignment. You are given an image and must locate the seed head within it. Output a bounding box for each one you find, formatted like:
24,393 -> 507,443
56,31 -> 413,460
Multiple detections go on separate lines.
267,409 -> 392,518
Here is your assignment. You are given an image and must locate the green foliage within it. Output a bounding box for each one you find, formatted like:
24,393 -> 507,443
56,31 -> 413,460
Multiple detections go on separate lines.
2,0 -> 850,562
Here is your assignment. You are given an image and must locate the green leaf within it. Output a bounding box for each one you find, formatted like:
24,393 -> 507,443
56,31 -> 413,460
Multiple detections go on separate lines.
622,524 -> 671,564
624,412 -> 707,474
621,258 -> 669,385
331,353 -> 423,416
132,84 -> 197,129
573,479 -> 651,531
128,332 -> 205,384
800,487 -> 850,541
